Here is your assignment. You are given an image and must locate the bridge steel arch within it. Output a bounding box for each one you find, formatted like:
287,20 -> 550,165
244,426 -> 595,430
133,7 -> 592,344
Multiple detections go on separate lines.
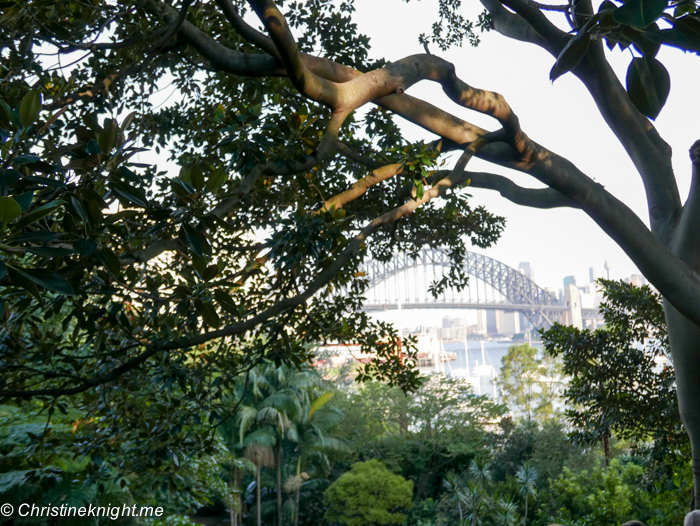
360,248 -> 564,329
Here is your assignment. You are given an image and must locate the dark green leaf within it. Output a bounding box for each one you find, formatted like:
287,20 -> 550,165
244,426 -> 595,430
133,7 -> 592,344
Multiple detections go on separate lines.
181,224 -> 211,257
14,191 -> 33,211
73,239 -> 98,255
0,99 -> 17,130
196,300 -> 220,329
18,90 -> 42,128
15,267 -> 74,295
86,139 -> 102,155
12,155 -> 41,165
12,200 -> 64,230
0,196 -> 22,227
70,196 -> 90,224
111,181 -> 149,208
0,261 -> 5,280
23,176 -> 69,189
7,266 -> 42,302
190,166 -> 205,192
626,56 -> 670,119
26,246 -> 75,258
613,0 -> 668,28
214,289 -> 239,315
550,32 -> 591,81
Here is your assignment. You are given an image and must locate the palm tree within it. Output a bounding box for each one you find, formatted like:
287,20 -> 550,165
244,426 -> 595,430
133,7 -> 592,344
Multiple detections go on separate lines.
244,442 -> 275,526
442,471 -> 468,520
463,483 -> 488,526
515,462 -> 538,526
494,497 -> 519,526
468,457 -> 492,489
286,390 -> 350,526
235,363 -> 307,526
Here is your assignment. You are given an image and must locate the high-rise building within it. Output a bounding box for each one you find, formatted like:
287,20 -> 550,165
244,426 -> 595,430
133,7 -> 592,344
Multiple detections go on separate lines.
518,262 -> 535,283
563,275 -> 577,289
589,267 -> 597,283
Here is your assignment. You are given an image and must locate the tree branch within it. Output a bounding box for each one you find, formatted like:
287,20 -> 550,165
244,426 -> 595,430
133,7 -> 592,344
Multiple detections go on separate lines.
480,0 -> 549,47
466,171 -> 579,208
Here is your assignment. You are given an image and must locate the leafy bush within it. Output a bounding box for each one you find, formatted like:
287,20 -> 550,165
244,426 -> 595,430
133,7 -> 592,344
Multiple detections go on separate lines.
324,459 -> 414,526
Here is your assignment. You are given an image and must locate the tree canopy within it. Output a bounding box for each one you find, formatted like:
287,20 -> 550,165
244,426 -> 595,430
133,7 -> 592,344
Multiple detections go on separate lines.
3,0 -> 700,508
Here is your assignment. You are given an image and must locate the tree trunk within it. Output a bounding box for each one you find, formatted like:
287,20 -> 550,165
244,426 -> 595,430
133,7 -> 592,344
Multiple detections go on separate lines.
665,303 -> 700,510
524,494 -> 528,526
603,431 -> 610,467
294,486 -> 300,526
277,445 -> 283,526
257,465 -> 262,526
294,455 -> 302,526
458,502 -> 463,520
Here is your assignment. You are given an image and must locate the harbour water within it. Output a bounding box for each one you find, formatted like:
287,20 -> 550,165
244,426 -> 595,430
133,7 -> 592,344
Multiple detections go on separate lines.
420,340 -> 542,400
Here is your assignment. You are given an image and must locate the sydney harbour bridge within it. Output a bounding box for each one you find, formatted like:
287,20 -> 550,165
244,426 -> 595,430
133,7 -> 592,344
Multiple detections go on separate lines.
358,247 -> 601,330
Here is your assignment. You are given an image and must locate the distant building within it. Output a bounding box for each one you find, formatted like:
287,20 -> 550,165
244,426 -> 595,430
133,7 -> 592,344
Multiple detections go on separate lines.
518,262 -> 535,283
626,274 -> 646,287
563,284 -> 583,329
589,267 -> 597,283
486,310 -> 520,336
563,275 -> 577,289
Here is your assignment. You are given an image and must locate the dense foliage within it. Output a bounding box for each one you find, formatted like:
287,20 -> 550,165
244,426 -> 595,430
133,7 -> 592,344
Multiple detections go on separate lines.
543,280 -> 687,468
2,0 -> 700,520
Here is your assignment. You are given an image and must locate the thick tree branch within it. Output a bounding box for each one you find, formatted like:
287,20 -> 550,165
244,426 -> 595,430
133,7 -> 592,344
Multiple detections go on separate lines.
335,141 -> 385,170
576,44 -> 680,237
498,0 -> 568,52
176,17 -> 284,76
214,0 -> 279,57
321,163 -> 404,212
466,171 -> 578,208
672,141 -> 700,268
480,0 -> 549,47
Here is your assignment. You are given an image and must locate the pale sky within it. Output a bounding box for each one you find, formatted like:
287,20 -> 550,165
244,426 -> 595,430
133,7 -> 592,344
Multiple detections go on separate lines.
352,0 -> 700,291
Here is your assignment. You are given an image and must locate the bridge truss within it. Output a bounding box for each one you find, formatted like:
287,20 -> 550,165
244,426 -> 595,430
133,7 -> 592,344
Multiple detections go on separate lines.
359,248 -> 592,330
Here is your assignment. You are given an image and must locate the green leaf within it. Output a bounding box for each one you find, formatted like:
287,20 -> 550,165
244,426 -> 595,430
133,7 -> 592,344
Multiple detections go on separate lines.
626,56 -> 670,119
613,0 -> 668,28
206,167 -> 227,193
14,267 -> 74,295
98,118 -> 119,154
7,266 -> 42,301
646,15 -> 700,53
18,90 -> 42,128
197,300 -> 220,329
0,99 -> 18,130
111,180 -> 149,209
73,239 -> 98,255
0,196 -> 22,227
190,165 -> 205,192
415,180 -> 425,200
14,191 -> 33,211
26,246 -> 75,258
12,155 -> 40,165
0,169 -> 21,194
180,224 -> 211,257
12,200 -> 64,230
0,261 -> 5,280
214,289 -> 239,315
70,196 -> 90,224
23,175 -> 69,189
550,32 -> 591,81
